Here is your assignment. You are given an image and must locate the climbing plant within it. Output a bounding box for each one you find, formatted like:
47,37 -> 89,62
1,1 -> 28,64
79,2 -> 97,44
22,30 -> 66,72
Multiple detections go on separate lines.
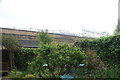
74,35 -> 120,65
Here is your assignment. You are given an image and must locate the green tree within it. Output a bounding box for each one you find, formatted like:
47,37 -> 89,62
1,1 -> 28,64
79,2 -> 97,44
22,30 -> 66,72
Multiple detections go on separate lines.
27,30 -> 86,78
114,21 -> 120,35
2,34 -> 21,69
27,43 -> 86,78
37,30 -> 52,44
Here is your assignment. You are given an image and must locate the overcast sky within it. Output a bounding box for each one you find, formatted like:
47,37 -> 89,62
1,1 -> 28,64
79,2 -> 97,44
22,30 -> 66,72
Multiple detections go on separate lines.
0,0 -> 118,35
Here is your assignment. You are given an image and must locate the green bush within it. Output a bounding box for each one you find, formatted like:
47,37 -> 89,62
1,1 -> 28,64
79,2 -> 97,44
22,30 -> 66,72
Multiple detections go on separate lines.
14,48 -> 36,71
95,66 -> 119,78
27,43 -> 86,78
8,70 -> 23,78
75,35 -> 120,65
8,70 -> 39,78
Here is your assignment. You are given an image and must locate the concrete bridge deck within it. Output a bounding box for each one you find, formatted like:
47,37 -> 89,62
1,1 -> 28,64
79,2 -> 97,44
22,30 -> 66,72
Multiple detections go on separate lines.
0,28 -> 95,48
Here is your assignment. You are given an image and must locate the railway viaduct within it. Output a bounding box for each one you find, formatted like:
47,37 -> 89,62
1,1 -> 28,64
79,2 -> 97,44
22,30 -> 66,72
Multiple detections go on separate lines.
1,28 -> 90,48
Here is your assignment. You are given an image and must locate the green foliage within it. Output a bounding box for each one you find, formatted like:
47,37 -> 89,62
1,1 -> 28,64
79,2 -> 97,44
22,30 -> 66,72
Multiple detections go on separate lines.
14,30 -> 52,71
24,74 -> 39,78
2,34 -> 21,50
8,70 -> 23,78
7,70 -> 39,78
37,30 -> 52,44
75,35 -> 120,65
114,21 -> 120,35
27,43 -> 86,78
14,48 -> 35,71
95,67 -> 119,78
2,34 -> 22,69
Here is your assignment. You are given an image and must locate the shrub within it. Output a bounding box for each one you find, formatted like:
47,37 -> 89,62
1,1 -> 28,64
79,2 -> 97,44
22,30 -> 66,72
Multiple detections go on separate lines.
14,48 -> 36,71
8,70 -> 23,78
27,43 -> 86,78
75,35 -> 120,65
95,66 -> 119,78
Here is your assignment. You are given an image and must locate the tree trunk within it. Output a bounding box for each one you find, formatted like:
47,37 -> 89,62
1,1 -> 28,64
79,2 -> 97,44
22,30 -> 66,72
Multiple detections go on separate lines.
8,49 -> 15,70
8,51 -> 12,70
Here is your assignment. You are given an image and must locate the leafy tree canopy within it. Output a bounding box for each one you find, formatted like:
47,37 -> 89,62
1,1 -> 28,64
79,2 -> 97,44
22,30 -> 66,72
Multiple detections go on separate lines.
2,34 -> 22,69
27,43 -> 86,78
37,30 -> 52,45
2,34 -> 21,50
